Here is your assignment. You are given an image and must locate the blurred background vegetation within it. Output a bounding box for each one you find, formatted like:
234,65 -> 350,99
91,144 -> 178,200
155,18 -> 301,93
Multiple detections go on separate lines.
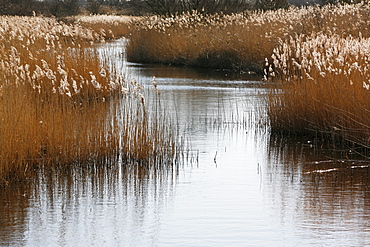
1,0 -> 365,17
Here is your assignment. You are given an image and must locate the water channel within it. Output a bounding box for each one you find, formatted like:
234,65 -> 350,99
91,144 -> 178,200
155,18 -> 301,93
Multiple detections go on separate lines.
2,39 -> 370,246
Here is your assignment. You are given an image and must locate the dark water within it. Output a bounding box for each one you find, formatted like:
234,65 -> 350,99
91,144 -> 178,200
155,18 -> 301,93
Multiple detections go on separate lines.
1,39 -> 370,246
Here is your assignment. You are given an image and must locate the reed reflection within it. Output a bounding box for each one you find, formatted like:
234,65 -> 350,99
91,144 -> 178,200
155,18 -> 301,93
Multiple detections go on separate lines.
264,134 -> 370,244
0,184 -> 30,246
0,160 -> 178,246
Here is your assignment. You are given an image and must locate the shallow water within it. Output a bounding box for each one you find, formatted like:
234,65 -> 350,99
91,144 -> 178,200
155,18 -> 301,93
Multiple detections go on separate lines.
1,40 -> 370,246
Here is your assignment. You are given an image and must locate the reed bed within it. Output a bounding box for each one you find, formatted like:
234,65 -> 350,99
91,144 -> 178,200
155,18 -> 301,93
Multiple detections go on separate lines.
268,31 -> 370,154
0,16 -> 179,186
73,15 -> 138,39
262,3 -> 370,154
127,3 -> 370,73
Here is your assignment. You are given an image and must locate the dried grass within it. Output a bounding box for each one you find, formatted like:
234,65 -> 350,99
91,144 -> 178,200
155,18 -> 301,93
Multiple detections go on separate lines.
268,32 -> 370,153
73,15 -> 138,39
126,3 -> 370,72
0,16 -> 179,186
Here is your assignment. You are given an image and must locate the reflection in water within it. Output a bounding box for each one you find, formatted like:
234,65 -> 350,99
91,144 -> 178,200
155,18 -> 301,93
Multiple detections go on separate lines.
2,39 -> 370,246
264,135 -> 370,245
0,185 -> 29,246
1,163 -> 178,246
128,62 -> 262,82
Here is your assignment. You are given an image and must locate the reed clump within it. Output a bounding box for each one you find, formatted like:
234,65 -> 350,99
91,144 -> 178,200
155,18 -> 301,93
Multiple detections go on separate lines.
268,32 -> 370,152
265,3 -> 370,153
126,3 -> 370,73
0,16 -> 179,186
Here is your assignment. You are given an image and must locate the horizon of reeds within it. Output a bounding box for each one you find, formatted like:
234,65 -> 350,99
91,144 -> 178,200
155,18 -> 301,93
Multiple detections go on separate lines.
126,3 -> 370,73
72,14 -> 138,39
0,16 -> 180,186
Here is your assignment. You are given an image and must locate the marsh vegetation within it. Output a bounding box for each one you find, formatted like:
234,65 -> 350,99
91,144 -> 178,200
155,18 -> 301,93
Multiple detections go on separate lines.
0,16 -> 180,186
126,2 -> 370,157
2,2 -> 370,184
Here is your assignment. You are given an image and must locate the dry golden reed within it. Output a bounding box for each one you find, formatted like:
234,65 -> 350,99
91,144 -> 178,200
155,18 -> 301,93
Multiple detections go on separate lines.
0,16 -> 179,186
126,3 -> 370,72
259,3 -> 370,152
73,15 -> 137,39
268,31 -> 370,151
